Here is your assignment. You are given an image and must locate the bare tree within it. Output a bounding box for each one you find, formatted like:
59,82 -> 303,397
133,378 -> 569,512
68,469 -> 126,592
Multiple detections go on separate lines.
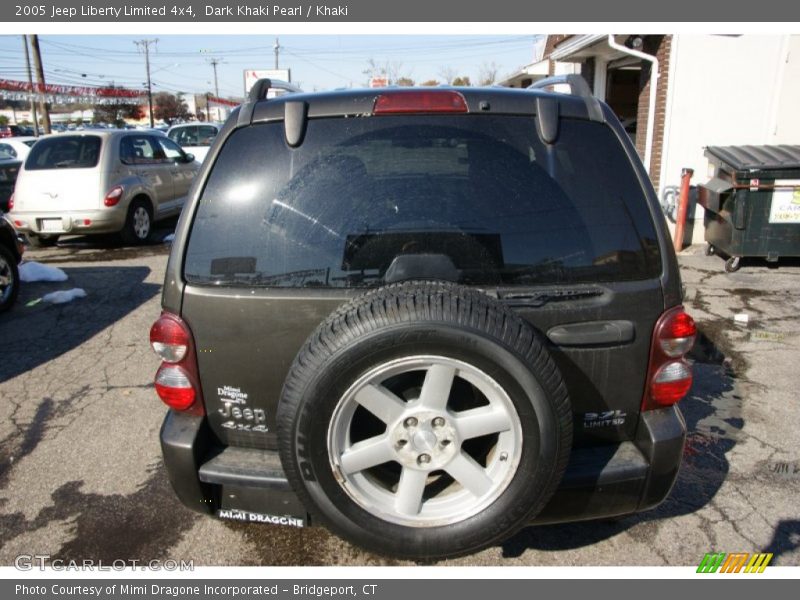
452,76 -> 471,87
478,61 -> 500,86
437,66 -> 457,85
364,59 -> 411,85
386,61 -> 406,85
363,58 -> 387,85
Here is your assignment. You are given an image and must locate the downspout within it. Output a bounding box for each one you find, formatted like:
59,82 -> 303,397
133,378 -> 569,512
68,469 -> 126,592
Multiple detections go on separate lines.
607,34 -> 659,174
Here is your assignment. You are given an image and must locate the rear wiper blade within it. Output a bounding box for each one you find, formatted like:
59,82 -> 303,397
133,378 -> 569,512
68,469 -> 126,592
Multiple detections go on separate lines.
500,288 -> 604,307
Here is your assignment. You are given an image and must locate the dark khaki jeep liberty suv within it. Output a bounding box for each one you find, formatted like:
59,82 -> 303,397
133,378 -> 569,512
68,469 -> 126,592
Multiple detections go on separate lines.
151,76 -> 695,560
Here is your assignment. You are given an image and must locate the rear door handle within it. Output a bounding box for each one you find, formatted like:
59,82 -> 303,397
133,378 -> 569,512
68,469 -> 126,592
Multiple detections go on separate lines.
547,320 -> 635,346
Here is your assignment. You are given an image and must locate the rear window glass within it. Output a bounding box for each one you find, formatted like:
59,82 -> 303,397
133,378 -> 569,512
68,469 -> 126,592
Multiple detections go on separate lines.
185,115 -> 661,288
120,135 -> 165,165
25,135 -> 101,170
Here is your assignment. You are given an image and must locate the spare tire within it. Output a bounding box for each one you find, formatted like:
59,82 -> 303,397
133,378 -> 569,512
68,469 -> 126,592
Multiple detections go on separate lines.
277,281 -> 571,560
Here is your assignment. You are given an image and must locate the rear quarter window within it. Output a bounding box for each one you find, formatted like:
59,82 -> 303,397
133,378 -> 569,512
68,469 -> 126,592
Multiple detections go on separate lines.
25,135 -> 102,170
185,115 -> 661,288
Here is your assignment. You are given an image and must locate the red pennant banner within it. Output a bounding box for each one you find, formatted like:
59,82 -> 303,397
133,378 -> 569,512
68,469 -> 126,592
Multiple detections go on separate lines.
0,78 -> 147,98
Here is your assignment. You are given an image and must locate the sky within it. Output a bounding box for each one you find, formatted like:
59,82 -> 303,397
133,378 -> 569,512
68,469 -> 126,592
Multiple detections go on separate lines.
0,35 -> 540,99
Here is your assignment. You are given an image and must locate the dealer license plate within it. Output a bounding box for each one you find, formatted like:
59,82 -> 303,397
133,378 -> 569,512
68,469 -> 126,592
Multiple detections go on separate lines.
40,219 -> 63,233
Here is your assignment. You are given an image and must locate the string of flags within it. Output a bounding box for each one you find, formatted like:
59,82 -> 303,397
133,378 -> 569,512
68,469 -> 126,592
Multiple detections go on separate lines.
207,95 -> 239,107
0,78 -> 242,108
0,78 -> 147,105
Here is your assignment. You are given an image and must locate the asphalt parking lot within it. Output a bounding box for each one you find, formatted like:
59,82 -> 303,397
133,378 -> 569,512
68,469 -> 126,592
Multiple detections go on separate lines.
1,236 -> 799,567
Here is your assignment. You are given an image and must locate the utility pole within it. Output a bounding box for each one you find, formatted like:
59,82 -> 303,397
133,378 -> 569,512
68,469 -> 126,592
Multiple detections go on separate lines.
21,36 -> 38,136
29,35 -> 51,134
207,58 -> 222,123
134,38 -> 158,128
274,37 -> 281,70
207,58 -> 221,98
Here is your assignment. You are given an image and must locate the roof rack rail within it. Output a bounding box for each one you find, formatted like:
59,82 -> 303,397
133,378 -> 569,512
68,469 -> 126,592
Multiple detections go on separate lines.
528,74 -> 604,123
237,78 -> 303,127
248,78 -> 303,103
528,74 -> 592,97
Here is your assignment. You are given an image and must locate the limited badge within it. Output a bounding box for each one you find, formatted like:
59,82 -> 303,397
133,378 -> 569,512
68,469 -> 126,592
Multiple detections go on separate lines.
583,410 -> 627,428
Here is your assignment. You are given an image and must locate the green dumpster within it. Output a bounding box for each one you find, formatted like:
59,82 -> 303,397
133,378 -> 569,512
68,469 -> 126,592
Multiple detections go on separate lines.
699,145 -> 800,272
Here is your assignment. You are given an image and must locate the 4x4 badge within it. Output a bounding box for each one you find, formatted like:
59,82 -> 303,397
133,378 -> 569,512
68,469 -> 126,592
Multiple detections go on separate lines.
217,385 -> 268,432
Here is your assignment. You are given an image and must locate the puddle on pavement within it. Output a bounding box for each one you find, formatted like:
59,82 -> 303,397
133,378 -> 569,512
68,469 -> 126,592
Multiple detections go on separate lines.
31,244 -> 171,264
0,464 -> 195,563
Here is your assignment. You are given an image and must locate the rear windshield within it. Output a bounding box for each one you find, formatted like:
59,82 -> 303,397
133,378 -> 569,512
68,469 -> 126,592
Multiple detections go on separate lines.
185,115 -> 661,288
25,135 -> 102,170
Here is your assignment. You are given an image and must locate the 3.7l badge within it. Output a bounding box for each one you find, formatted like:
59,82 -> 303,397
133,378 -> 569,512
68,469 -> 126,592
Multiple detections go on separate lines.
583,410 -> 626,428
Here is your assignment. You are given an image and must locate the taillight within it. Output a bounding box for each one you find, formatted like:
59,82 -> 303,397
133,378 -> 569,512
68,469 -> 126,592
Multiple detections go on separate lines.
150,312 -> 204,414
8,194 -> 13,211
373,91 -> 468,115
643,306 -> 696,410
104,185 -> 124,207
150,313 -> 189,362
155,366 -> 196,410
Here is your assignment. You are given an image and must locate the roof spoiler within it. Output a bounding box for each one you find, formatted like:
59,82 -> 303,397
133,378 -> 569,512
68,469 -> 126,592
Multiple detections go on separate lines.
237,78 -> 303,127
528,74 -> 604,123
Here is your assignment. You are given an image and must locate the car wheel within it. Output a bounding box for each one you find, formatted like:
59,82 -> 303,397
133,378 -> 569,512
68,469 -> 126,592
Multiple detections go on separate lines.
0,244 -> 20,313
121,199 -> 152,245
277,281 -> 572,560
27,234 -> 59,248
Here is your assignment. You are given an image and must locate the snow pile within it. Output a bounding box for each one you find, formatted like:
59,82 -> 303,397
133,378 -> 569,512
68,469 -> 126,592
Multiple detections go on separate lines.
163,233 -> 176,243
19,261 -> 68,283
42,288 -> 87,304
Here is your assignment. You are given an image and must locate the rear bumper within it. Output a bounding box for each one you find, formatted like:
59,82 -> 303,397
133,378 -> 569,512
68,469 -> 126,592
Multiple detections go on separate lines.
10,209 -> 125,236
533,406 -> 686,524
160,405 -> 686,525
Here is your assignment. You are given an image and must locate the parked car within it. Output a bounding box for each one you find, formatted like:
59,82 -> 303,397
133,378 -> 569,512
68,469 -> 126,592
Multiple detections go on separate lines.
9,131 -> 199,246
0,215 -> 24,312
167,123 -> 222,163
0,125 -> 33,138
0,137 -> 38,161
152,78 -> 694,560
0,156 -> 22,213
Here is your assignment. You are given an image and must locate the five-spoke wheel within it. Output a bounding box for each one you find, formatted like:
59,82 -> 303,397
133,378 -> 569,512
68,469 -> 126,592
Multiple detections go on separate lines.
328,356 -> 522,526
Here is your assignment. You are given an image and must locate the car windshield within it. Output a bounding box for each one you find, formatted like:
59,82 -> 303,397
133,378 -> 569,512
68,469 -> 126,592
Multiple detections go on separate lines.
185,115 -> 661,288
168,126 -> 198,146
25,135 -> 102,170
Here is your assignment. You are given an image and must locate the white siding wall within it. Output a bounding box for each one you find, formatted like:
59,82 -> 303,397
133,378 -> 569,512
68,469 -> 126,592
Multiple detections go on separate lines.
659,34 -> 800,243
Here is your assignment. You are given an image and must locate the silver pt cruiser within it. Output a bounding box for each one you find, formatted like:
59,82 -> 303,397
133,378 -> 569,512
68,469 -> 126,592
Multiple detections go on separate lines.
9,130 -> 199,246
